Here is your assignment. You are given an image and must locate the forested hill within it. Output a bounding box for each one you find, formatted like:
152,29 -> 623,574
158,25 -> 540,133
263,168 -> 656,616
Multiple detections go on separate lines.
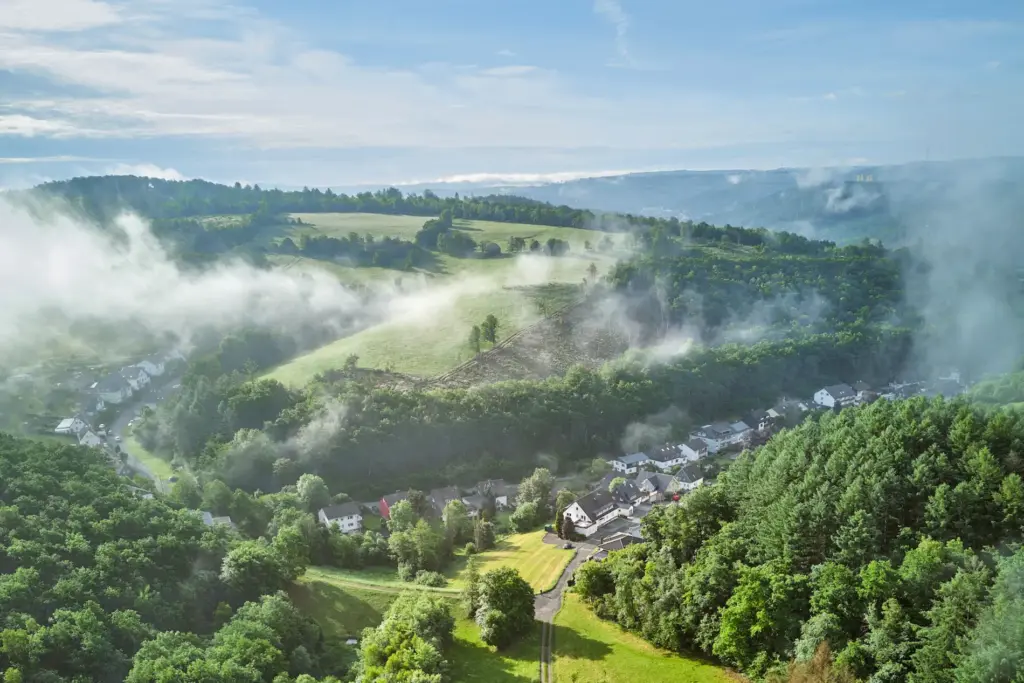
575,397 -> 1024,681
0,434 -> 346,682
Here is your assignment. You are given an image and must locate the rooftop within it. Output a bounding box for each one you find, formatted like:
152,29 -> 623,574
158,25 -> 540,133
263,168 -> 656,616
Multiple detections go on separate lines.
823,383 -> 856,399
321,502 -> 362,519
617,452 -> 651,465
574,488 -> 617,520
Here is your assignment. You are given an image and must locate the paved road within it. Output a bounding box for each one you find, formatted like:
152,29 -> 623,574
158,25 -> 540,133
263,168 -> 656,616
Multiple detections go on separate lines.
536,534 -> 597,683
110,374 -> 183,492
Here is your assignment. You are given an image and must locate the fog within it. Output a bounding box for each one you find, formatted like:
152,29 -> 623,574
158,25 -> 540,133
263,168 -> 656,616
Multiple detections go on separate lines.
896,159 -> 1024,380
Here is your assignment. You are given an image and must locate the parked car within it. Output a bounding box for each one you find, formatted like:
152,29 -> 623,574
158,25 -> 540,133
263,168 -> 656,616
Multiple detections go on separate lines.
562,542 -> 573,550
114,436 -> 122,443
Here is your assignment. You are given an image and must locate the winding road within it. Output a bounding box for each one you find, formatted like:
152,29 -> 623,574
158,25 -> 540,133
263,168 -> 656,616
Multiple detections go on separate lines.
535,535 -> 596,683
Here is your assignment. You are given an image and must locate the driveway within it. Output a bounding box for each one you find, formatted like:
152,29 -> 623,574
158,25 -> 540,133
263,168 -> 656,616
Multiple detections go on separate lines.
535,534 -> 597,682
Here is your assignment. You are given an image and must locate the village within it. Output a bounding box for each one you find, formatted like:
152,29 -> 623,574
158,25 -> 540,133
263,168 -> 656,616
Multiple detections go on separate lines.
314,372 -> 971,559
46,364 -> 970,551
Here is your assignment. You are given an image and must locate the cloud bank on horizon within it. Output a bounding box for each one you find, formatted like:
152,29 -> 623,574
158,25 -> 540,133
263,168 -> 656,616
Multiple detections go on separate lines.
1,0 -> 1022,188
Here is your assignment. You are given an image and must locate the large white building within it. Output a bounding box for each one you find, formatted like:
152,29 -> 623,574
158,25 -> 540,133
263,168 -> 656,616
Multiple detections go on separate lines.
563,489 -> 633,538
54,416 -> 89,436
690,421 -> 752,453
813,383 -> 857,409
611,452 -> 652,474
318,502 -> 364,534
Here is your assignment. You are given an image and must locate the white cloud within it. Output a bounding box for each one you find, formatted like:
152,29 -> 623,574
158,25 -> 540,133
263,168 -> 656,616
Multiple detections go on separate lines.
986,60 -> 1002,69
0,114 -> 80,136
0,155 -> 98,164
496,49 -> 516,58
107,163 -> 186,180
0,0 -> 122,32
399,169 -> 643,186
593,0 -> 631,64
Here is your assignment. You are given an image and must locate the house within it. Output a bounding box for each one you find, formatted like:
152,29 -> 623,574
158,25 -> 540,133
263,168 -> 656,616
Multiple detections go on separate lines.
93,375 -> 133,405
475,479 -> 517,509
679,439 -> 708,461
634,471 -> 682,502
200,511 -> 237,528
119,366 -> 151,392
599,474 -> 645,505
674,463 -> 705,492
78,430 -> 104,448
612,452 -> 651,474
318,502 -> 364,534
379,491 -> 410,519
599,531 -> 643,552
54,416 -> 89,436
127,485 -> 155,500
136,354 -> 166,378
563,488 -> 633,538
813,383 -> 857,409
429,487 -> 462,514
690,421 -> 751,454
646,444 -> 688,471
461,493 -> 486,517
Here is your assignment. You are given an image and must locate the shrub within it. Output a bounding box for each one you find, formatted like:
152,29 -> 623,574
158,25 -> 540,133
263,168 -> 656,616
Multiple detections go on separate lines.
464,542 -> 477,555
414,571 -> 448,587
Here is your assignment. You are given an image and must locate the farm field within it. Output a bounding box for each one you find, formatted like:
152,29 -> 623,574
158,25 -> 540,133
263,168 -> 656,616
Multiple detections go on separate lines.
553,594 -> 738,683
257,212 -> 627,384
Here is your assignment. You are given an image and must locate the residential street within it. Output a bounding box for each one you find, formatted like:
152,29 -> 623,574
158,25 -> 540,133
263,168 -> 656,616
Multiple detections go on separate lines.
111,373 -> 183,492
536,533 -> 596,683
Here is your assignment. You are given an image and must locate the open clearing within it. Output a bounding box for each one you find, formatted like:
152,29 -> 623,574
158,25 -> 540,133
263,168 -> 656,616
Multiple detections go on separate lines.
292,565 -> 540,682
299,530 -> 573,596
459,530 -> 574,594
553,594 -> 737,683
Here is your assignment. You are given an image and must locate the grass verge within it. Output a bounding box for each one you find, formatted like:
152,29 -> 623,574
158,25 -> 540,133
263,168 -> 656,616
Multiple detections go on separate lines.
553,594 -> 737,683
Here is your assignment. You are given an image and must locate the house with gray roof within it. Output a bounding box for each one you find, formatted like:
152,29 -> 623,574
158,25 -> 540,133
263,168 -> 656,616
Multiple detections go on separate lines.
319,502 -> 364,534
611,452 -> 651,474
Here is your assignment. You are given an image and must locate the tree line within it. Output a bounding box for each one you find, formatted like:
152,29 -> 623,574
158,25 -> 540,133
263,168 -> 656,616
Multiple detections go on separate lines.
573,397 -> 1024,681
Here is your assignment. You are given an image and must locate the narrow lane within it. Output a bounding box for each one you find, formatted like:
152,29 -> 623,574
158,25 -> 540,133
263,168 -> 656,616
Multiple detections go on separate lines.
534,535 -> 596,682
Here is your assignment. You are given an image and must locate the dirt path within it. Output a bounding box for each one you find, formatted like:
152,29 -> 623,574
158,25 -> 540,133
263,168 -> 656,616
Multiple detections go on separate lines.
535,535 -> 596,682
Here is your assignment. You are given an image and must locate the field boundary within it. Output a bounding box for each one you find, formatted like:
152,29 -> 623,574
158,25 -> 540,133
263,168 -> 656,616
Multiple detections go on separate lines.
428,297 -> 586,385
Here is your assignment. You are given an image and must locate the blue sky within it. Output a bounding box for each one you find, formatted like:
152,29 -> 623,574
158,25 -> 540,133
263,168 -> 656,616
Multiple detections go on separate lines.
1,0 -> 1022,188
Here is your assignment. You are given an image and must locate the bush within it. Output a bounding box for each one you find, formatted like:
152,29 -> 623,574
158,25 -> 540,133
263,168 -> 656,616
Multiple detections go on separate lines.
464,542 -> 477,555
510,501 -> 539,533
414,571 -> 448,588
397,563 -> 416,582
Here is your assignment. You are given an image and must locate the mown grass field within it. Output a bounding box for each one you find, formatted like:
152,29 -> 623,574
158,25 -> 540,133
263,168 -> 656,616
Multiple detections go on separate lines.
301,530 -> 572,596
553,594 -> 738,683
459,530 -> 573,594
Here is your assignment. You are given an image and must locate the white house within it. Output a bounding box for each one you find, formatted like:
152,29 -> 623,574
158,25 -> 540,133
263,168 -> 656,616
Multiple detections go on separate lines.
679,439 -> 709,462
563,489 -> 633,538
136,354 -> 166,378
690,421 -> 751,454
645,444 -> 687,470
674,463 -> 705,492
318,502 -> 364,534
54,416 -> 89,436
93,375 -> 133,405
634,471 -> 682,502
78,430 -> 104,448
813,383 -> 857,409
612,452 -> 651,474
199,511 -> 236,528
119,366 -> 151,392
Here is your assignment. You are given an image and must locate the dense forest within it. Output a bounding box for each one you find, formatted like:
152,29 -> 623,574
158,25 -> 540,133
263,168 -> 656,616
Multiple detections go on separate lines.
134,322 -> 911,495
0,435 -> 351,682
574,398 -> 1024,681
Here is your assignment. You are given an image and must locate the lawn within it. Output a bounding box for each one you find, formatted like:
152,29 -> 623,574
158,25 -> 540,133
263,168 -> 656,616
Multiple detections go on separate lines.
121,433 -> 176,480
459,530 -> 574,594
553,594 -> 737,683
292,566 -> 541,682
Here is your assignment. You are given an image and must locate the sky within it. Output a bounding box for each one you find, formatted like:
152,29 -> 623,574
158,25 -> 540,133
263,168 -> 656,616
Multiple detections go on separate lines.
1,0 -> 1022,189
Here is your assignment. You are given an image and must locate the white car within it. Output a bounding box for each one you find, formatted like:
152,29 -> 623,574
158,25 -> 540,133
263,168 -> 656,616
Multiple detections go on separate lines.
115,436 -> 122,443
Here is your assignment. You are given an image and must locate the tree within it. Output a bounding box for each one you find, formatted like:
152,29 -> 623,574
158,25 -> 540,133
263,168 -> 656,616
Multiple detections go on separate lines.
295,473 -> 330,513
442,499 -> 472,545
468,325 -> 482,354
220,540 -> 290,600
587,262 -> 598,281
480,314 -> 499,344
517,467 -> 554,514
588,458 -> 611,478
607,477 -> 627,493
474,519 -> 496,551
510,501 -> 539,532
388,499 -> 418,533
573,560 -> 614,600
562,515 -> 576,541
476,567 -> 535,649
463,558 -> 482,618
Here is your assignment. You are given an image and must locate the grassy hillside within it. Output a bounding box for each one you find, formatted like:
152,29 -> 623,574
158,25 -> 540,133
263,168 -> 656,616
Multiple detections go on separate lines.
554,594 -> 738,683
263,214 -> 623,383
